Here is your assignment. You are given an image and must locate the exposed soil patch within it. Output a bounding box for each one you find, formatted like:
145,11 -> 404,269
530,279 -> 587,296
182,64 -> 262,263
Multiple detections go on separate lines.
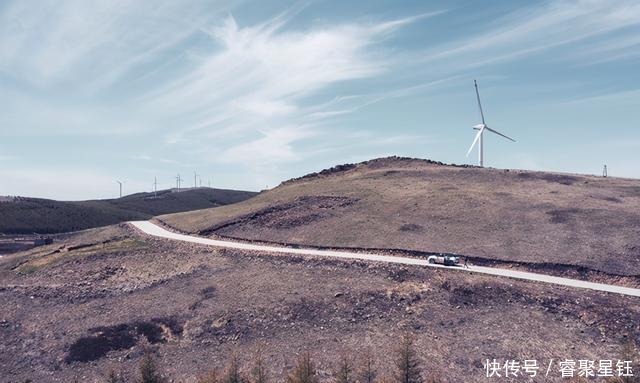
203,196 -> 359,234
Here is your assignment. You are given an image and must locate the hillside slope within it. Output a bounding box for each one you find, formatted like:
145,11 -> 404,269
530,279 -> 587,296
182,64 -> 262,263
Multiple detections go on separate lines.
0,188 -> 257,234
158,157 -> 640,276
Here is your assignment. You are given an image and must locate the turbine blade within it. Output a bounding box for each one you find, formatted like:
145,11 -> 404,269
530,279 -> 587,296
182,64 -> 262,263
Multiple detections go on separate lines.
466,126 -> 485,156
474,80 -> 486,125
484,126 -> 516,142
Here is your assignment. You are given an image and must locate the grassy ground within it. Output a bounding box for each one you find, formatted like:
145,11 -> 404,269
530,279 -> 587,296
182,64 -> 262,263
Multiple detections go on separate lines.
0,225 -> 638,382
158,157 -> 640,277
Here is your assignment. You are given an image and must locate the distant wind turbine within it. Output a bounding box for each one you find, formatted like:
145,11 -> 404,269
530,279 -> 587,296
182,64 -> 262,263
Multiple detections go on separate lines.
176,173 -> 182,189
466,80 -> 515,167
153,177 -> 158,198
116,180 -> 125,198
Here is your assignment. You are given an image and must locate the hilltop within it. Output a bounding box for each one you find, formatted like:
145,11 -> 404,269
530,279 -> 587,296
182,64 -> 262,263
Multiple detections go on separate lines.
158,156 -> 640,278
0,187 -> 257,235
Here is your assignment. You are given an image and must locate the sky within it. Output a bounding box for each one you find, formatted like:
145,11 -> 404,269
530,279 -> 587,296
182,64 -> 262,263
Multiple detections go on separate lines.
0,0 -> 639,200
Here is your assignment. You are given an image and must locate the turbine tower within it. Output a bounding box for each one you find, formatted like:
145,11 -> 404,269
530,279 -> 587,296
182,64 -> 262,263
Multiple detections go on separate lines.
176,173 -> 182,189
116,180 -> 125,198
153,177 -> 158,198
466,80 -> 515,167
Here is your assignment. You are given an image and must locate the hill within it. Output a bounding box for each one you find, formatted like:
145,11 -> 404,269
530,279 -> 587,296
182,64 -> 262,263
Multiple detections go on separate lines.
0,224 -> 637,382
0,187 -> 257,234
158,157 -> 640,277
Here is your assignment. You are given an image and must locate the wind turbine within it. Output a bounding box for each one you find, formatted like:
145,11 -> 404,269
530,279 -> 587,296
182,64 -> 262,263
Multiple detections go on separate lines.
153,177 -> 158,198
116,180 -> 125,198
176,173 -> 182,189
466,80 -> 515,167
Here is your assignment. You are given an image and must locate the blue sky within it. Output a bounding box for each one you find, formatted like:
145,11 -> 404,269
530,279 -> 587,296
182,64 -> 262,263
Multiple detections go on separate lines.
1,0 -> 639,200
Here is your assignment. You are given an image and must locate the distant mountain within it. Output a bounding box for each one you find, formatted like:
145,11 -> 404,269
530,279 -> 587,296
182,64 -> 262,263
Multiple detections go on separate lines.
0,188 -> 258,234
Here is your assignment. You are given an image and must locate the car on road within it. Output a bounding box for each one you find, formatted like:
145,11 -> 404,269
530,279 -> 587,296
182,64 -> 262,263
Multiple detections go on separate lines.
427,254 -> 460,266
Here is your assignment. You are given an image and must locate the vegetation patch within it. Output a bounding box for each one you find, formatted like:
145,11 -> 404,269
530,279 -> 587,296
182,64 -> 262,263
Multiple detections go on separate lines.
15,239 -> 147,274
546,208 -> 582,224
65,317 -> 182,363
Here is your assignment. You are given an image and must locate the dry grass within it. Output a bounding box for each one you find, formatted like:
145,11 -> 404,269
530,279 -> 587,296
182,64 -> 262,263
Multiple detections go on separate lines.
158,157 -> 640,276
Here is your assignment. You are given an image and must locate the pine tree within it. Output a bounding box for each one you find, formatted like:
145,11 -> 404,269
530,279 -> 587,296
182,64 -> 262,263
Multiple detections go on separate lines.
287,351 -> 319,383
334,353 -> 354,383
394,335 -> 423,383
136,353 -> 166,383
197,369 -> 220,383
222,354 -> 246,383
251,348 -> 268,383
359,350 -> 376,383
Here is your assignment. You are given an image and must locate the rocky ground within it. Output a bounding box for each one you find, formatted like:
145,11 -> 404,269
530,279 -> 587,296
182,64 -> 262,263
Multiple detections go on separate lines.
0,224 -> 638,382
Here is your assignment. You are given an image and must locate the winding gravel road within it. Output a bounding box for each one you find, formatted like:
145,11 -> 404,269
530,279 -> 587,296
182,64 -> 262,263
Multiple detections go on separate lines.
130,221 -> 640,298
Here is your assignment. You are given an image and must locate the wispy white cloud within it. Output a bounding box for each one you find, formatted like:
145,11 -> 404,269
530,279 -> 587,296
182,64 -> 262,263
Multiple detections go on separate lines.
417,0 -> 640,69
136,12 -> 435,169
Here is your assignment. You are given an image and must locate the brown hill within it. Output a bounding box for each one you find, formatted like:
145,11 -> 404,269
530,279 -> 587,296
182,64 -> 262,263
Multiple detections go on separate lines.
158,157 -> 640,277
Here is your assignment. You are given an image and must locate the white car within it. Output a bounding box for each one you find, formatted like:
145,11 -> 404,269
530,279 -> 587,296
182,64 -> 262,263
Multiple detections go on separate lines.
427,255 -> 460,266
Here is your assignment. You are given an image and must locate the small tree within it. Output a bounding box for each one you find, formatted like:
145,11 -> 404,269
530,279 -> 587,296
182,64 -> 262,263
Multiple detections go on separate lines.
359,350 -> 376,383
251,348 -> 268,383
223,354 -> 246,383
136,353 -> 166,383
287,351 -> 319,383
394,335 -> 423,383
334,353 -> 354,383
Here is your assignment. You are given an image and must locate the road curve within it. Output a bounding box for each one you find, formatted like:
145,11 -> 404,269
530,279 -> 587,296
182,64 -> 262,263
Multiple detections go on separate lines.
130,221 -> 640,298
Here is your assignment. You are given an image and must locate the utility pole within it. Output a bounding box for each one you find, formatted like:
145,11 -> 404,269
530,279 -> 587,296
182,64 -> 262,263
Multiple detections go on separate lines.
116,180 -> 124,198
603,165 -> 608,178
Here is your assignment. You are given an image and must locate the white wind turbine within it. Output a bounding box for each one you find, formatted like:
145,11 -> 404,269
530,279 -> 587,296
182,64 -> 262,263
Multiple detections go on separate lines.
466,80 -> 515,167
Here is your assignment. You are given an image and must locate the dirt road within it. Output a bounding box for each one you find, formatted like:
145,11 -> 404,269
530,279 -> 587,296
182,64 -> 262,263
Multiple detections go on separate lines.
130,220 -> 640,298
